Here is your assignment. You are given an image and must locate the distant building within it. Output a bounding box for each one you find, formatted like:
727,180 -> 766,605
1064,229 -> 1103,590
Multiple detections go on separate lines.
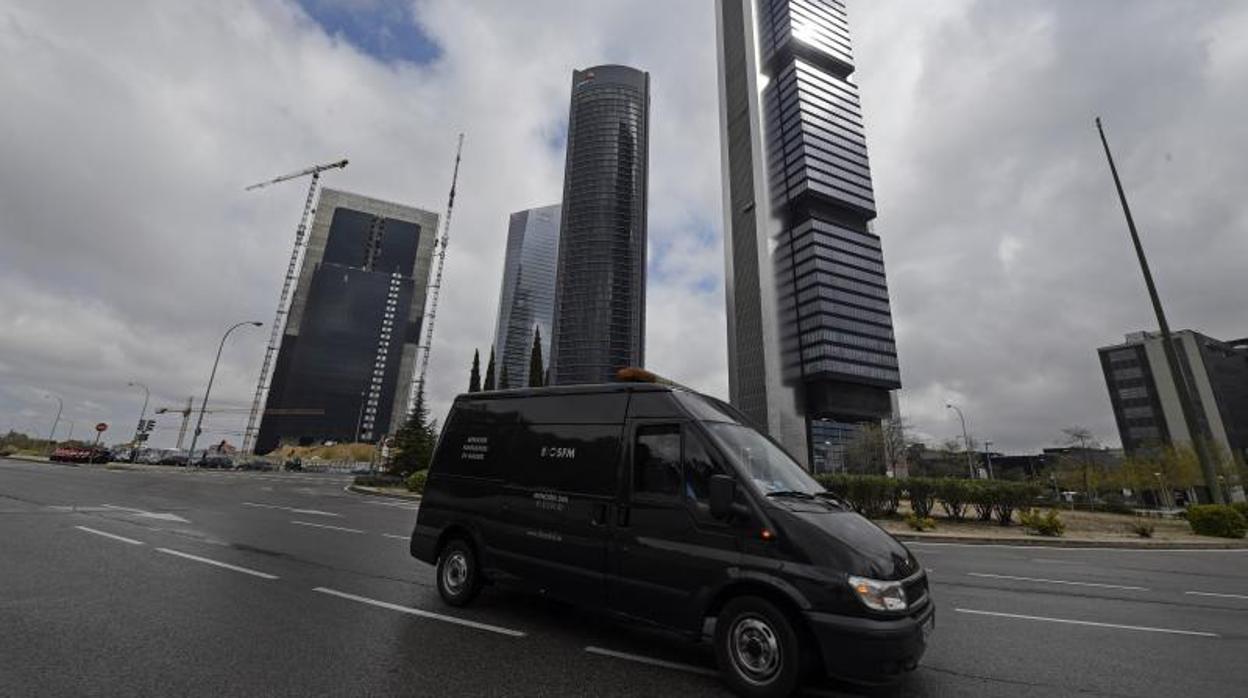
492,204 -> 561,389
1098,330 -> 1248,467
255,189 -> 438,453
549,64 -> 650,385
715,0 -> 901,466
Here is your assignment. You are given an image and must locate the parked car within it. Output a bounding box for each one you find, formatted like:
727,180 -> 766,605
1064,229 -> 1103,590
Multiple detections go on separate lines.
198,453 -> 233,469
49,447 -> 111,464
159,450 -> 189,466
234,458 -> 275,472
411,381 -> 933,696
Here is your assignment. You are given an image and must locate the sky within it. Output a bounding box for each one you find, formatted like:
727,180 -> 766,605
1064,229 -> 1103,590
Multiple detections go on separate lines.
1,0 -> 1245,454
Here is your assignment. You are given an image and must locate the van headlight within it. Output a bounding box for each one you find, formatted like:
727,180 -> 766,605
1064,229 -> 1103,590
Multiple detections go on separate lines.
848,575 -> 907,612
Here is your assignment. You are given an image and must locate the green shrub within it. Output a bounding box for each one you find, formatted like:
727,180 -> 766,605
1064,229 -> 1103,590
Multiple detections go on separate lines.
405,469 -> 428,494
936,478 -> 970,520
1186,505 -> 1247,539
1020,508 -> 1065,537
968,481 -> 995,522
815,475 -> 898,517
1231,502 -> 1248,520
904,478 -> 938,518
993,482 -> 1040,526
1130,521 -> 1155,538
904,512 -> 936,531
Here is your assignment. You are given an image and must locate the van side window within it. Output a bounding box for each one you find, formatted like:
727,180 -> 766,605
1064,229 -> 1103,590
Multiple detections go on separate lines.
634,426 -> 681,497
683,430 -> 724,504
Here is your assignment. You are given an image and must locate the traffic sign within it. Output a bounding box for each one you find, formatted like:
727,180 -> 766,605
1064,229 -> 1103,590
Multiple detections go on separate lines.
95,423 -> 108,433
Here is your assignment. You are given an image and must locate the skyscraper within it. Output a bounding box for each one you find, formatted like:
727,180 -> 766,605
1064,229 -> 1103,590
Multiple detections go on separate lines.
716,0 -> 901,467
255,189 -> 438,453
492,204 -> 561,389
549,64 -> 650,385
1098,330 -> 1248,468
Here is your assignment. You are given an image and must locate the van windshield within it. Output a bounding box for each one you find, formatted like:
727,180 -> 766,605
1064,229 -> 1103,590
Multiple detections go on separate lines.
703,423 -> 825,496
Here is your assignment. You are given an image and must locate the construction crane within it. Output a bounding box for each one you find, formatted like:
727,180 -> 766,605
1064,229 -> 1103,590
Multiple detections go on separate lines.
240,158 -> 348,454
410,135 -> 464,417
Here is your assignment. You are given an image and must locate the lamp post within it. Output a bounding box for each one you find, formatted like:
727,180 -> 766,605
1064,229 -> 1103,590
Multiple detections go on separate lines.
1154,471 -> 1170,510
946,403 -> 976,479
187,321 -> 262,467
45,394 -> 63,448
984,440 -> 995,480
128,381 -> 150,460
65,420 -> 76,442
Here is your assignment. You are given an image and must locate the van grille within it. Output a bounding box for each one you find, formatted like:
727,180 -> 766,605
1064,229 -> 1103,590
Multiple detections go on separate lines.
903,571 -> 929,610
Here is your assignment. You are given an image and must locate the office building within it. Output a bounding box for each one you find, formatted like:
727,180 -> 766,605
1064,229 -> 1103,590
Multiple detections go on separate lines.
716,0 -> 901,465
549,64 -> 650,385
1098,330 -> 1248,467
255,189 -> 438,453
492,204 -> 561,389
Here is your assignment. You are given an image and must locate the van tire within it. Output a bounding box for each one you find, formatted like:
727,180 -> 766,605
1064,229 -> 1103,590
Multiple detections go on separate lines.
714,596 -> 802,697
436,539 -> 481,607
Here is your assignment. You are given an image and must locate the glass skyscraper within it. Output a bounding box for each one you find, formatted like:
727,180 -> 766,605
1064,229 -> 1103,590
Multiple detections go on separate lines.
716,0 -> 901,466
549,64 -> 650,385
255,189 -> 438,453
492,204 -> 561,390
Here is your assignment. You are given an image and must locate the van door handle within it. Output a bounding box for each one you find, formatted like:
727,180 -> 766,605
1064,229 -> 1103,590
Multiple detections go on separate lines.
590,503 -> 608,527
616,505 -> 630,527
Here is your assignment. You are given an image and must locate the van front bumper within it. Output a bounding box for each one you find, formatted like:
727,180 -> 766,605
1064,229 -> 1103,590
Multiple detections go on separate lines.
804,601 -> 933,682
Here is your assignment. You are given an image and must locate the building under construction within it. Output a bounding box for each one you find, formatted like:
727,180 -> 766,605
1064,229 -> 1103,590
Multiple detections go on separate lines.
254,188 -> 438,453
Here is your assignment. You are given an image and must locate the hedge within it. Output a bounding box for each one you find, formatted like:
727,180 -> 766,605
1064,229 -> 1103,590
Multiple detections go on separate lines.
815,475 -> 1041,525
1187,504 -> 1247,539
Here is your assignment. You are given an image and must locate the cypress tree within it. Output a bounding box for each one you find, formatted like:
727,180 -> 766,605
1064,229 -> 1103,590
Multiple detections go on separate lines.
528,326 -> 545,388
468,349 -> 481,393
483,347 -> 496,391
390,385 -> 436,475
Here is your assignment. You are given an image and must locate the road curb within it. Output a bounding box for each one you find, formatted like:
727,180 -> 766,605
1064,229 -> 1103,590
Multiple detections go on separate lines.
345,484 -> 422,502
892,533 -> 1248,550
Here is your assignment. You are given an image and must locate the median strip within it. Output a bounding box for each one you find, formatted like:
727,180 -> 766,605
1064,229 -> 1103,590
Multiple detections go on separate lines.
312,587 -> 525,637
156,548 -> 279,580
584,646 -> 718,677
290,520 -> 365,534
968,572 -> 1149,591
75,525 -> 144,546
955,608 -> 1218,637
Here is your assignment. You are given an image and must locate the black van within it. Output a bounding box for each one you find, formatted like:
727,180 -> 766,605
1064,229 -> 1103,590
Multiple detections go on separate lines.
410,382 -> 932,696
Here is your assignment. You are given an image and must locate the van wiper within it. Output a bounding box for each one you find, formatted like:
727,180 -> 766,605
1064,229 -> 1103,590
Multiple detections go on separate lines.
765,490 -> 815,499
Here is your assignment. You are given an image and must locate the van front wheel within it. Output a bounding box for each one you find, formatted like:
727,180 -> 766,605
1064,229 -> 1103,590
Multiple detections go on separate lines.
436,539 -> 481,607
714,596 -> 802,697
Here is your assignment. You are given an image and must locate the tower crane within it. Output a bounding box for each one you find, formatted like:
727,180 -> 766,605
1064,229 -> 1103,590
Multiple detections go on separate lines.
155,399 -> 322,451
240,158 -> 348,455
410,135 -> 464,416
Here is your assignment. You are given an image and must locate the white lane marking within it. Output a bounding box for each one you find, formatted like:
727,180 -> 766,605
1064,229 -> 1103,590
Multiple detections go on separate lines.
312,587 -> 525,637
290,520 -> 365,534
583,646 -> 719,677
1186,591 -> 1248,600
908,541 -> 1248,553
243,502 -> 341,517
75,525 -> 144,546
382,534 -> 409,541
955,608 -> 1219,637
100,504 -> 190,523
156,548 -> 279,579
968,572 -> 1149,591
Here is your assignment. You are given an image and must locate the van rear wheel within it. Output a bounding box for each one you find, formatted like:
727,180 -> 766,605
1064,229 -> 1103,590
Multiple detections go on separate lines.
436,539 -> 480,607
714,596 -> 802,697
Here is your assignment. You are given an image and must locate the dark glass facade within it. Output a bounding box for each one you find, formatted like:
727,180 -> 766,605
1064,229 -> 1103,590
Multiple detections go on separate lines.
493,204 -> 561,389
256,191 -> 436,453
549,64 -> 650,385
717,0 -> 900,464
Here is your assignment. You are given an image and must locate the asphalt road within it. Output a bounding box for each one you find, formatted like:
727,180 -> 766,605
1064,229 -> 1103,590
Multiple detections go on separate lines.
3,456 -> 1246,697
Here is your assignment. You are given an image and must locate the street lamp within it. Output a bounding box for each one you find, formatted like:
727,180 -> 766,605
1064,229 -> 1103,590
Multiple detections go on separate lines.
984,440 -> 995,480
1154,471 -> 1170,510
945,403 -> 976,479
128,381 -> 150,460
45,394 -> 63,447
187,321 -> 262,467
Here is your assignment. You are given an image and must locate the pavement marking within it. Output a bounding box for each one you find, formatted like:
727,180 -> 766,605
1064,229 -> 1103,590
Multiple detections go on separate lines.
955,608 -> 1219,637
968,572 -> 1149,591
1185,591 -> 1248,601
75,525 -> 145,546
290,520 -> 365,534
312,587 -> 526,637
382,534 -> 409,541
243,502 -> 341,517
156,548 -> 279,579
583,646 -> 719,677
100,504 -> 190,523
909,541 -> 1248,553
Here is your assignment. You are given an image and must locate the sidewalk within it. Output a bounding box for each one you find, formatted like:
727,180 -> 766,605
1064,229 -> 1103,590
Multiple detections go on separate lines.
876,517 -> 1248,549
346,484 -> 421,502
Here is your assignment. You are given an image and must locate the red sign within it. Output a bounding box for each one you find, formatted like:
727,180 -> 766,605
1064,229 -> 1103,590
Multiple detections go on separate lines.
95,423 -> 108,432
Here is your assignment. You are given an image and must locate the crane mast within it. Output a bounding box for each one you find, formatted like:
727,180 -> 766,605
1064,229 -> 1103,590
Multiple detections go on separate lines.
410,134 -> 464,416
240,158 -> 348,454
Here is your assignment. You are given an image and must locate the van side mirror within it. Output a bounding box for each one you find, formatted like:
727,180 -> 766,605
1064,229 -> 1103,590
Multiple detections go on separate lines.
709,474 -> 736,520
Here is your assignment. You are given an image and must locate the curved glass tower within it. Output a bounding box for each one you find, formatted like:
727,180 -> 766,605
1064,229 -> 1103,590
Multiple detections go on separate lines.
716,0 -> 901,467
549,64 -> 650,385
492,204 -> 561,390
